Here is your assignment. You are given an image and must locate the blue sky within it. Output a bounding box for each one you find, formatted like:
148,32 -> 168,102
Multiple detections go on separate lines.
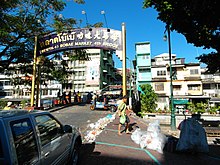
62,0 -> 213,68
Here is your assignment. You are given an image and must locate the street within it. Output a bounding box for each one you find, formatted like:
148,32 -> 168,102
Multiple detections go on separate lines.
51,104 -> 220,165
52,103 -> 111,137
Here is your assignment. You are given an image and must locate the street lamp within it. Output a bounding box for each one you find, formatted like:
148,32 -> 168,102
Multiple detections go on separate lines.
101,10 -> 110,32
82,10 -> 89,27
164,24 -> 176,130
126,57 -> 132,108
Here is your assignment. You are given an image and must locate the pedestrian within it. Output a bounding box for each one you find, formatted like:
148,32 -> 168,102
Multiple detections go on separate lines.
57,90 -> 62,104
117,95 -> 131,135
4,102 -> 13,110
68,91 -> 71,104
87,92 -> 92,104
62,92 -> 67,104
73,90 -> 77,103
77,91 -> 81,102
92,93 -> 97,107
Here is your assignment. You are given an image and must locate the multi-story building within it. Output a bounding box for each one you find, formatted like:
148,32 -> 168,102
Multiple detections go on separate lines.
0,63 -> 61,104
0,48 -> 118,105
63,49 -> 117,93
201,68 -> 220,106
151,53 -> 207,111
134,42 -> 152,90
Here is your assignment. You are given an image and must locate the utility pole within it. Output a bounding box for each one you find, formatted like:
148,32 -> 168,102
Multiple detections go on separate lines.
167,25 -> 176,130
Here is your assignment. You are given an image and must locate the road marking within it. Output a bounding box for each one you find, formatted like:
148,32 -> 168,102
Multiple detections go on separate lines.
96,141 -> 162,165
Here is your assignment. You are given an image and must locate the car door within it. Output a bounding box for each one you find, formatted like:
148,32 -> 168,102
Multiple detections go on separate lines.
35,114 -> 72,165
10,118 -> 40,165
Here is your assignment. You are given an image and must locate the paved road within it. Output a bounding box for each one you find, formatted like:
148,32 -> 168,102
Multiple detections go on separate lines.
52,103 -> 112,137
51,104 -> 220,165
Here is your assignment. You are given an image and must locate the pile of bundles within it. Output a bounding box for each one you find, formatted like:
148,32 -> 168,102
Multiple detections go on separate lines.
176,117 -> 209,153
84,114 -> 116,143
131,120 -> 168,154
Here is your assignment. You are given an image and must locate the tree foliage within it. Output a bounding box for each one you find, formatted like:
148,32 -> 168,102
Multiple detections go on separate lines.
140,84 -> 158,114
0,0 -> 103,85
0,0 -> 101,67
143,0 -> 220,73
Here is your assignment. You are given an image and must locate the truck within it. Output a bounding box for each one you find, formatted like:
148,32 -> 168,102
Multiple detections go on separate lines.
0,109 -> 82,165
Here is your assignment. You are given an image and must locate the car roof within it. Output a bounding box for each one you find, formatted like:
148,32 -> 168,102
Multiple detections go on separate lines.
0,109 -> 48,118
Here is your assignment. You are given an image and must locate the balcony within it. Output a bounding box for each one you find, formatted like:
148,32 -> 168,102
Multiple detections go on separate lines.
187,90 -> 203,95
184,75 -> 201,81
152,77 -> 167,82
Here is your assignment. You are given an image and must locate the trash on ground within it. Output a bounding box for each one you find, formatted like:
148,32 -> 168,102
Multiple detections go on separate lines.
176,118 -> 209,153
84,114 -> 116,143
131,120 -> 168,154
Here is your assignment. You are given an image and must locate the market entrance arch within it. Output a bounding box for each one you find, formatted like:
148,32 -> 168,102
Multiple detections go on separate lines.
37,28 -> 122,56
31,28 -> 124,106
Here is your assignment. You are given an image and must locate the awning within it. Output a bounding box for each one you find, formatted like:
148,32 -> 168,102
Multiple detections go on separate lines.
210,97 -> 220,103
173,99 -> 188,105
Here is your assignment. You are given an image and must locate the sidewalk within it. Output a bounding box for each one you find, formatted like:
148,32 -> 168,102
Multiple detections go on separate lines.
80,113 -> 220,165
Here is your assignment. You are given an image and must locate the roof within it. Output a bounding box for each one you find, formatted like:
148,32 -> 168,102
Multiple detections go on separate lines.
0,109 -> 45,118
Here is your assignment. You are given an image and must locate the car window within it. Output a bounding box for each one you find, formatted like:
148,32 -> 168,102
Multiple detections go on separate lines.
0,138 -> 3,158
35,115 -> 63,146
10,118 -> 39,165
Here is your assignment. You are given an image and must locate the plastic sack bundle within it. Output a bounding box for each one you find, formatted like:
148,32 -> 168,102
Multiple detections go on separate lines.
176,118 -> 209,153
131,128 -> 147,145
131,120 -> 168,154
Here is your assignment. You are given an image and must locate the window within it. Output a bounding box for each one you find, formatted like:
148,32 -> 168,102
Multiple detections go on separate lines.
142,55 -> 150,59
0,138 -> 3,158
155,83 -> 164,91
79,61 -> 85,64
157,97 -> 166,103
190,69 -> 199,75
35,115 -> 63,146
176,59 -> 182,64
139,68 -> 151,73
4,81 -> 11,86
173,85 -> 181,91
5,91 -> 13,96
203,84 -> 211,89
188,84 -> 200,90
10,118 -> 38,164
157,70 -> 166,76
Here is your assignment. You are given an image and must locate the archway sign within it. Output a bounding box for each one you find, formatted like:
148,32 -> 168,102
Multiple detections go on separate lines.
37,28 -> 122,58
31,27 -> 124,107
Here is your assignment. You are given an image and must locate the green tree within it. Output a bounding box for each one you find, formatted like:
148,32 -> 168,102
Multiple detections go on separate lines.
0,0 -> 102,86
187,102 -> 196,113
140,84 -> 158,115
143,0 -> 220,73
208,106 -> 219,114
187,101 -> 208,114
195,102 -> 207,114
0,0 -> 100,69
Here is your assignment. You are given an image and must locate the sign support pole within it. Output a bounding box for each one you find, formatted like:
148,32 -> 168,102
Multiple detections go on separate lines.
31,36 -> 37,107
122,23 -> 127,96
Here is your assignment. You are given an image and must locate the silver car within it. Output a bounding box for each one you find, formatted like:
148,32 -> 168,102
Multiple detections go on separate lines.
0,109 -> 82,165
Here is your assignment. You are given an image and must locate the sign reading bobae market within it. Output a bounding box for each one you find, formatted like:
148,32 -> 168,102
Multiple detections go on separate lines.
37,28 -> 122,56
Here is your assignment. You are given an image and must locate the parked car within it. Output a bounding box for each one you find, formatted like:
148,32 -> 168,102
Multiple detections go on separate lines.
0,109 -> 82,165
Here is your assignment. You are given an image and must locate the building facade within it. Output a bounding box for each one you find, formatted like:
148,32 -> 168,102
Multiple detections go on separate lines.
134,42 -> 152,90
63,49 -> 117,93
0,49 -> 118,104
151,53 -> 205,112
